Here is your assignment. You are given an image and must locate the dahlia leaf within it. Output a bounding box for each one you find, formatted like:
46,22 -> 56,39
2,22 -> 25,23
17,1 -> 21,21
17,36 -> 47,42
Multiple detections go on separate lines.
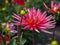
20,32 -> 26,45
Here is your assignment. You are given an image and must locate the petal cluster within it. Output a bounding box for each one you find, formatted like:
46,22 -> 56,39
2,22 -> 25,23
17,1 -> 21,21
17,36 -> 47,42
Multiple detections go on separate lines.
2,23 -> 17,34
43,1 -> 60,14
13,8 -> 56,34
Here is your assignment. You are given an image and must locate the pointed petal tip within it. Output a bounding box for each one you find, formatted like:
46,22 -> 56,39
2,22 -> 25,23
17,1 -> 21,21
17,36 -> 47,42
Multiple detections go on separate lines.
41,30 -> 53,34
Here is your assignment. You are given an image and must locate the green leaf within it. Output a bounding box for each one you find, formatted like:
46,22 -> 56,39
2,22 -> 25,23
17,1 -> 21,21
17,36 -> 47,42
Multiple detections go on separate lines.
9,36 -> 17,45
0,42 -> 4,45
12,39 -> 17,45
20,32 -> 26,45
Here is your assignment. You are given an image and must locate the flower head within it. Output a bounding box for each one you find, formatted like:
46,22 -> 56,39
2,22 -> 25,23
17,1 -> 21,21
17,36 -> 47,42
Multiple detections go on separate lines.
2,23 -> 17,34
3,34 -> 11,43
51,40 -> 58,45
0,36 -> 3,43
13,8 -> 56,34
0,34 -> 11,43
43,1 -> 60,14
13,0 -> 25,6
20,10 -> 26,15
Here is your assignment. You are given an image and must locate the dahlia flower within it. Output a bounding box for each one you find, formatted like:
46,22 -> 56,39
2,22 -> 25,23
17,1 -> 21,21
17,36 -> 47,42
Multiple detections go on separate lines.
0,34 -> 11,43
13,0 -> 24,6
43,1 -> 60,14
13,8 -> 56,34
3,34 -> 11,42
0,36 -> 3,43
2,23 -> 17,34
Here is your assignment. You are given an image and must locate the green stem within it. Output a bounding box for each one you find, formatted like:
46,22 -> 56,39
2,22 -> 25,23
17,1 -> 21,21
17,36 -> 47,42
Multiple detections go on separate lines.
17,26 -> 21,45
32,31 -> 35,45
17,17 -> 23,45
52,29 -> 55,40
54,14 -> 59,21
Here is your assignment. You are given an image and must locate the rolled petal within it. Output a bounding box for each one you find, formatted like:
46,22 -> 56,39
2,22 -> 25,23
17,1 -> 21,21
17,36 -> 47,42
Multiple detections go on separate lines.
35,29 -> 40,33
22,25 -> 30,30
51,1 -> 54,8
41,11 -> 47,21
41,30 -> 53,34
13,20 -> 21,26
12,14 -> 21,21
43,2 -> 50,10
10,30 -> 18,33
45,15 -> 52,21
37,9 -> 41,16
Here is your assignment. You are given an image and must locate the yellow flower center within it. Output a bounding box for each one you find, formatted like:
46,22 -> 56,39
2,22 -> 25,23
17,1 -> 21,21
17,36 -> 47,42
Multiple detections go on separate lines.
5,25 -> 10,30
5,0 -> 8,4
2,8 -> 6,11
53,7 -> 60,14
54,7 -> 57,12
20,10 -> 26,15
51,40 -> 58,45
5,25 -> 10,34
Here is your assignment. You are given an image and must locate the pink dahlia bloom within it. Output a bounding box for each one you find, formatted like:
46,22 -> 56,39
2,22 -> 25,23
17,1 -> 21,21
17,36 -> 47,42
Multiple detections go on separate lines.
13,8 -> 56,34
43,1 -> 60,14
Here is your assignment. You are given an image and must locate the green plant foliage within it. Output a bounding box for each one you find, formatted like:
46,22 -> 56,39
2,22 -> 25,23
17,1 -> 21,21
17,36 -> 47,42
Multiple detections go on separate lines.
20,32 -> 26,45
9,36 -> 17,45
